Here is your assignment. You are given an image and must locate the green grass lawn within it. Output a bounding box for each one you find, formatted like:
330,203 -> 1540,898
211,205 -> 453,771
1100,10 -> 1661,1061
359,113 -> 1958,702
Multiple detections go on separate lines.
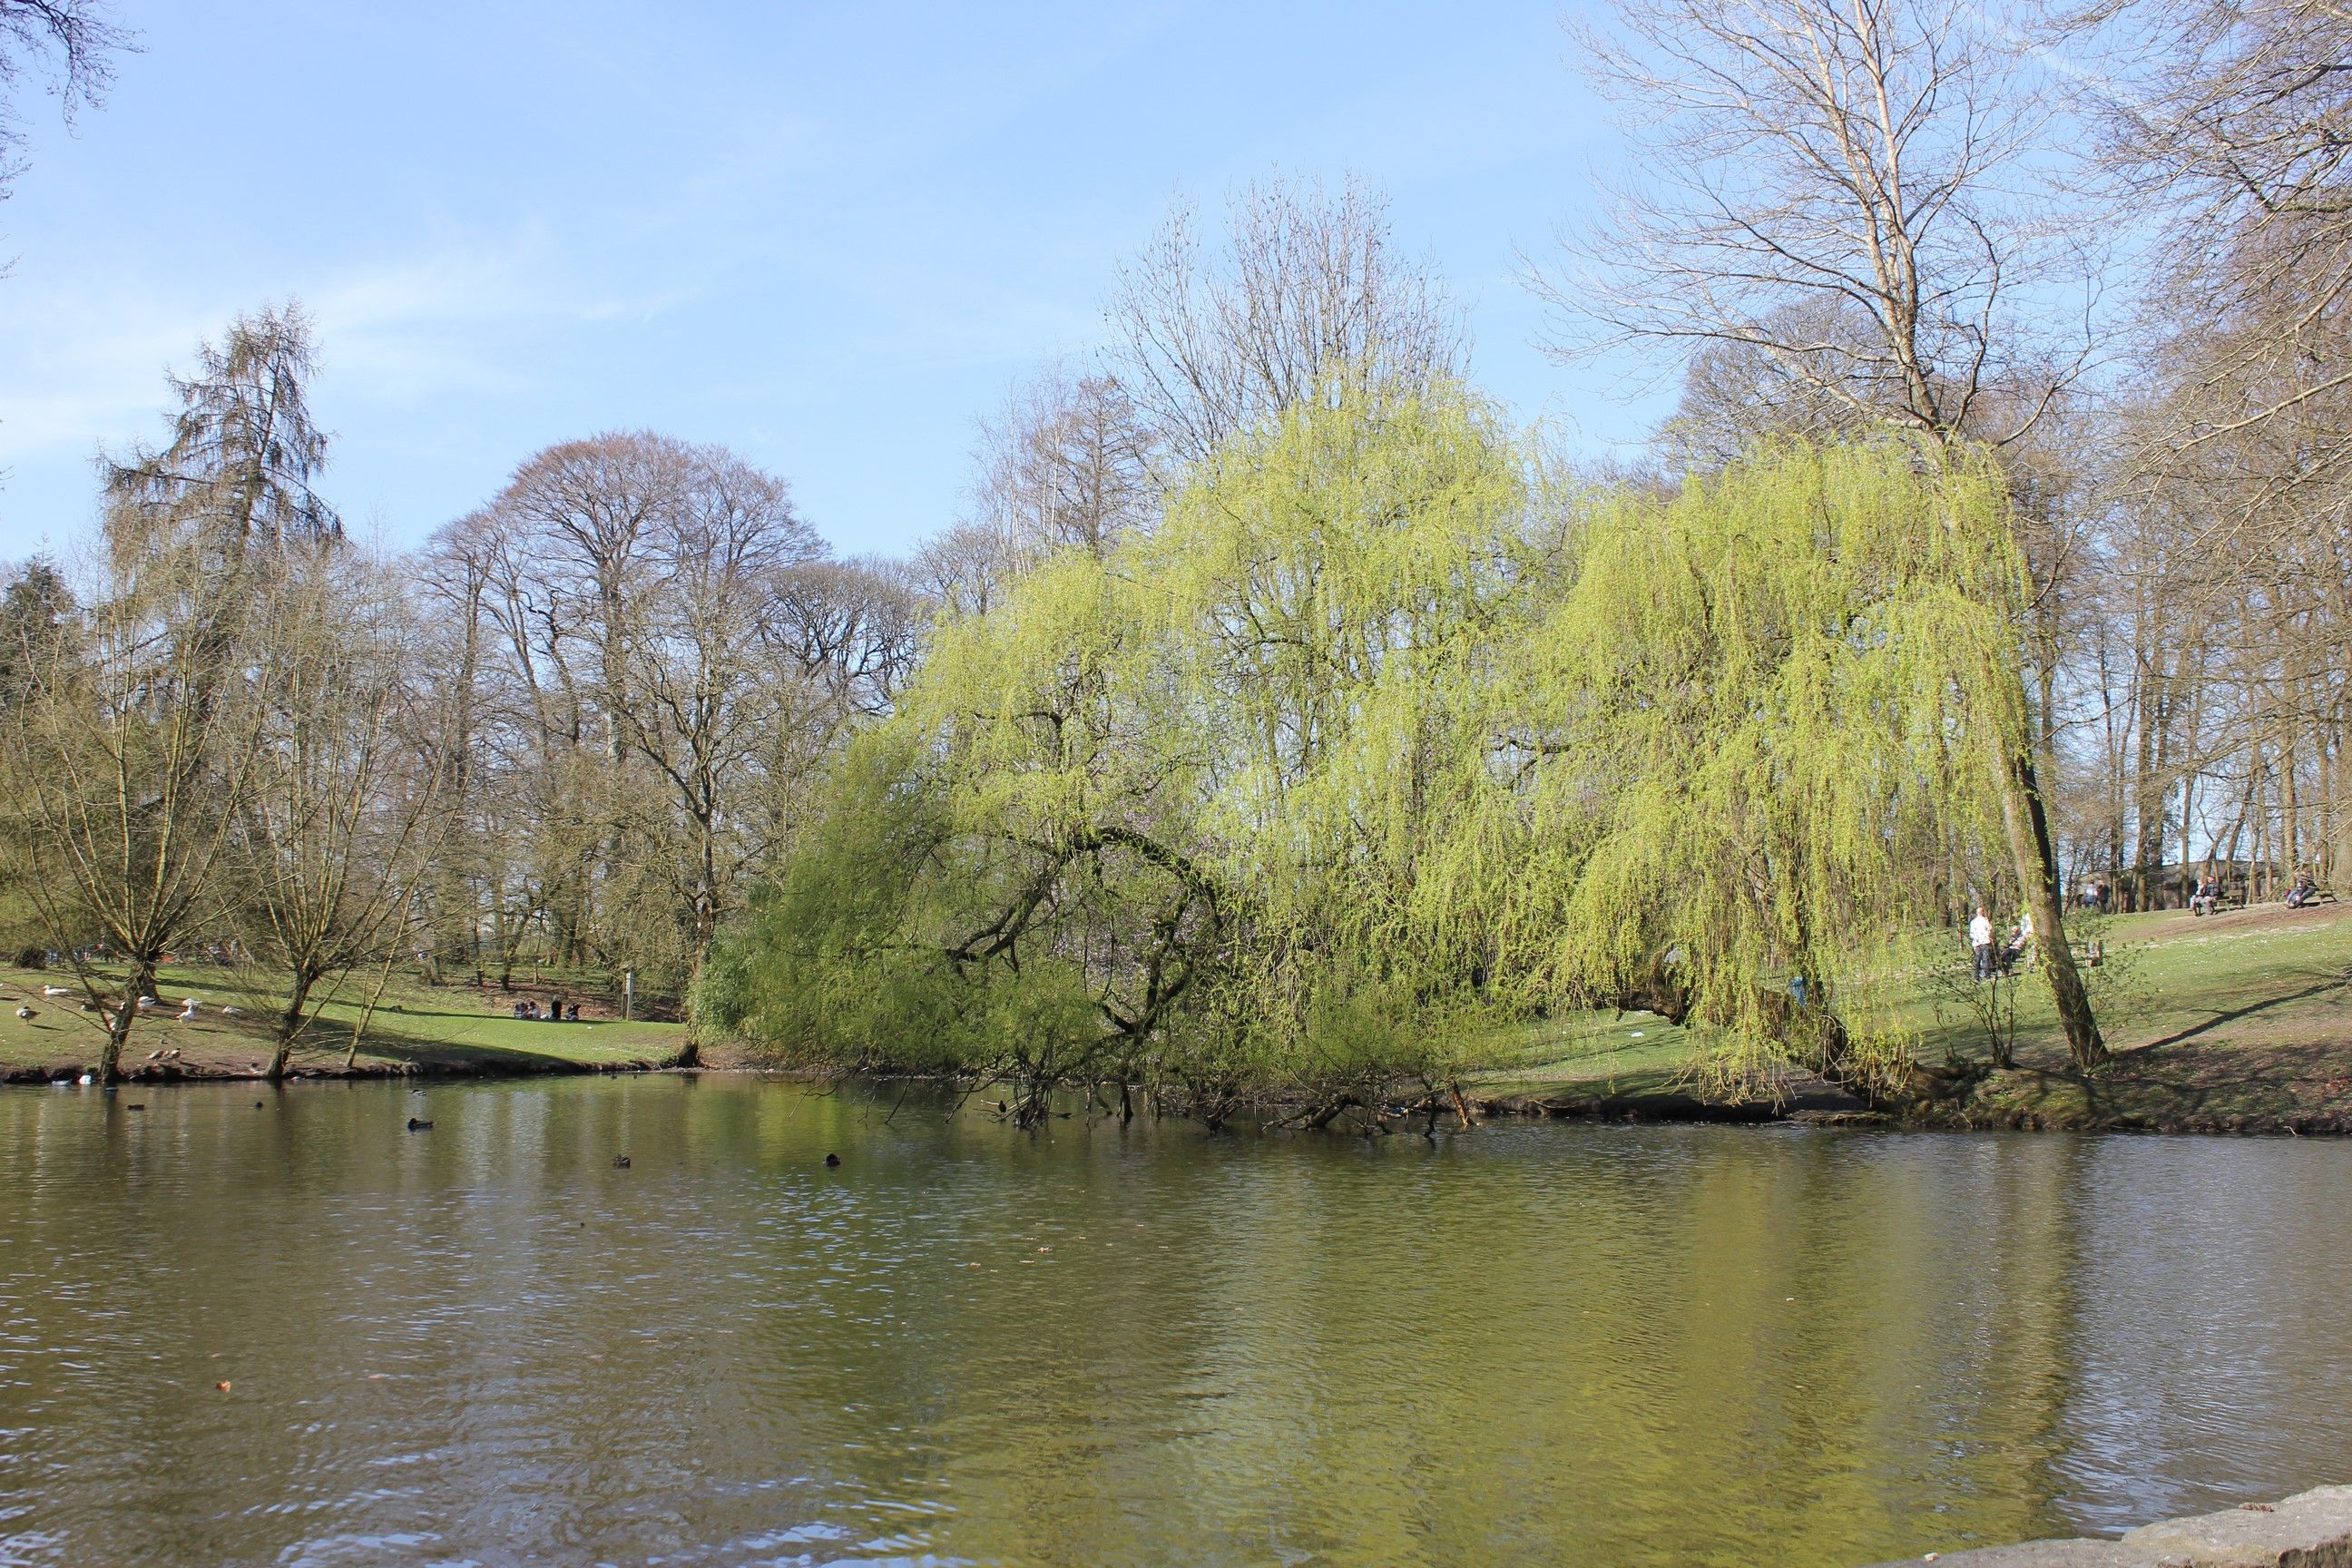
1466,902 -> 2352,1111
1469,1011 -> 1701,1099
6,904 -> 2344,1115
0,962 -> 688,1077
1942,905 -> 2352,1061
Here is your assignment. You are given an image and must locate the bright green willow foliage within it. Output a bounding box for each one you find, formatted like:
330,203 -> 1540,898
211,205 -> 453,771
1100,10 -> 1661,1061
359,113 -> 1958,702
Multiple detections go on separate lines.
1479,440 -> 2024,1091
701,397 -> 2037,1109
701,381 -> 1533,1112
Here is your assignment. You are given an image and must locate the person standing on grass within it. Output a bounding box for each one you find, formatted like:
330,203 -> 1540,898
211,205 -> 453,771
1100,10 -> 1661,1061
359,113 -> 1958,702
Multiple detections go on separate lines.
1971,905 -> 1996,982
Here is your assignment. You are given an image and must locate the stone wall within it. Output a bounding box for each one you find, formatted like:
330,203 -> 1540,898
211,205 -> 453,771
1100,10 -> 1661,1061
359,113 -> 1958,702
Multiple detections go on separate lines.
1864,1485 -> 2352,1567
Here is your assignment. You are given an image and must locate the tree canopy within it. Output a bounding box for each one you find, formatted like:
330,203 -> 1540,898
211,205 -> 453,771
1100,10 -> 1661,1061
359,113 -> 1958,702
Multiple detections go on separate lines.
701,379 -> 2050,1116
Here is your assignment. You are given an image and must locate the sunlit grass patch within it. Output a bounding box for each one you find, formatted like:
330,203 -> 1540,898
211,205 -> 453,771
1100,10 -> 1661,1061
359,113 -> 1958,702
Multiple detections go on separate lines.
0,962 -> 685,1075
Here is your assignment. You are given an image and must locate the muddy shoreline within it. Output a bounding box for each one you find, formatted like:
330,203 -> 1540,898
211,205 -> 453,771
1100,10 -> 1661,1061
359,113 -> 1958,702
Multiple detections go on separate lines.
1475,1063 -> 2352,1136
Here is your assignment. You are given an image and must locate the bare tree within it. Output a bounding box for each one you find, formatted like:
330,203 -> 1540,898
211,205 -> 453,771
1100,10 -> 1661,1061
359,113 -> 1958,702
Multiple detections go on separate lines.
1,537 -> 260,1083
612,445 -> 823,971
104,304 -> 341,571
1654,299 -> 1890,468
446,434 -> 846,995
416,510 -> 560,985
1107,173 -> 1466,469
910,520 -> 1038,619
0,306 -> 340,1080
486,432 -> 691,771
2090,0 -> 2352,407
767,557 -> 923,729
969,362 -> 1151,555
0,1 -> 129,213
1542,0 -> 2094,448
232,550 -> 449,1075
2064,0 -> 2352,901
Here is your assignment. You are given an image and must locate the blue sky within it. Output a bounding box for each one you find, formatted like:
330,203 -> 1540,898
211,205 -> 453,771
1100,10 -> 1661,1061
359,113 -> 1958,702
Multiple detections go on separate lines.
0,0 -> 1661,562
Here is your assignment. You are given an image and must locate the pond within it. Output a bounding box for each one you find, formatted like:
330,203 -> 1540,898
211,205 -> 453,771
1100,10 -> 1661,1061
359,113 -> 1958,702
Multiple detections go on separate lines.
2,1076 -> 2348,1567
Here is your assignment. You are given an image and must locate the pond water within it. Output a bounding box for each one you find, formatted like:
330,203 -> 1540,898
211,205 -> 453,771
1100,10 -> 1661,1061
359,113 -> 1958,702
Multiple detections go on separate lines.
2,1077 -> 2349,1567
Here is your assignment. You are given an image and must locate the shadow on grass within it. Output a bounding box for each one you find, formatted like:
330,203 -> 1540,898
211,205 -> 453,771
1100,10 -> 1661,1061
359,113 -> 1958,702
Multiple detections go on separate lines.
2058,1028 -> 2352,1126
2140,973 -> 2350,1052
283,1016 -> 677,1073
2144,964 -> 2352,1048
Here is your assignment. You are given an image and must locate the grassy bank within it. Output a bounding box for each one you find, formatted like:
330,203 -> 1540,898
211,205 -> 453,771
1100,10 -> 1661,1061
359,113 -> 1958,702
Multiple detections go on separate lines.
17,903 -> 2345,1128
1471,901 -> 2352,1132
0,964 -> 691,1082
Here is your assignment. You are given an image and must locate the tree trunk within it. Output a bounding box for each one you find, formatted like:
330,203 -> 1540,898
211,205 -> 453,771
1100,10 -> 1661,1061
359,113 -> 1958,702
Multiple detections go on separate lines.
1996,747 -> 2106,1070
97,993 -> 136,1085
2284,731 -> 2301,886
268,969 -> 317,1081
97,958 -> 159,1084
2179,773 -> 2198,911
2132,660 -> 2161,912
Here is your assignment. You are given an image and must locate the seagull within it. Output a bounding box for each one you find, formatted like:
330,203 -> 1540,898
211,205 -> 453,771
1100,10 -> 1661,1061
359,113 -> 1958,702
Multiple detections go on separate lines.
220,1004 -> 242,1016
176,1002 -> 198,1022
41,985 -> 70,997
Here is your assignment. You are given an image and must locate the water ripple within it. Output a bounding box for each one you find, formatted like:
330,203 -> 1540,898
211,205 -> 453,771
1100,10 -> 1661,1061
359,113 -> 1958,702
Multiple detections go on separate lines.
2,1084 -> 2350,1565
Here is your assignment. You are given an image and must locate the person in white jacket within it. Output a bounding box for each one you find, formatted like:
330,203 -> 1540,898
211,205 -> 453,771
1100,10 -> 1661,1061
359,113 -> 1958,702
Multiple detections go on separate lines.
1970,906 -> 1996,982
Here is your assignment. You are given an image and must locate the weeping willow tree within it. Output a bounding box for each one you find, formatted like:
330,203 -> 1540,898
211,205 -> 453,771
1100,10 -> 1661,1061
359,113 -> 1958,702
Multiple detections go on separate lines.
1471,438 -> 2082,1093
701,388 -> 2097,1118
701,378 -> 1533,1123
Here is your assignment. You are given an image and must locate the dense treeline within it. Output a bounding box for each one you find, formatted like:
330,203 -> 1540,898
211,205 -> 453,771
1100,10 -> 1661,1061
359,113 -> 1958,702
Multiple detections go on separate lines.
1,0 -> 2346,1101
